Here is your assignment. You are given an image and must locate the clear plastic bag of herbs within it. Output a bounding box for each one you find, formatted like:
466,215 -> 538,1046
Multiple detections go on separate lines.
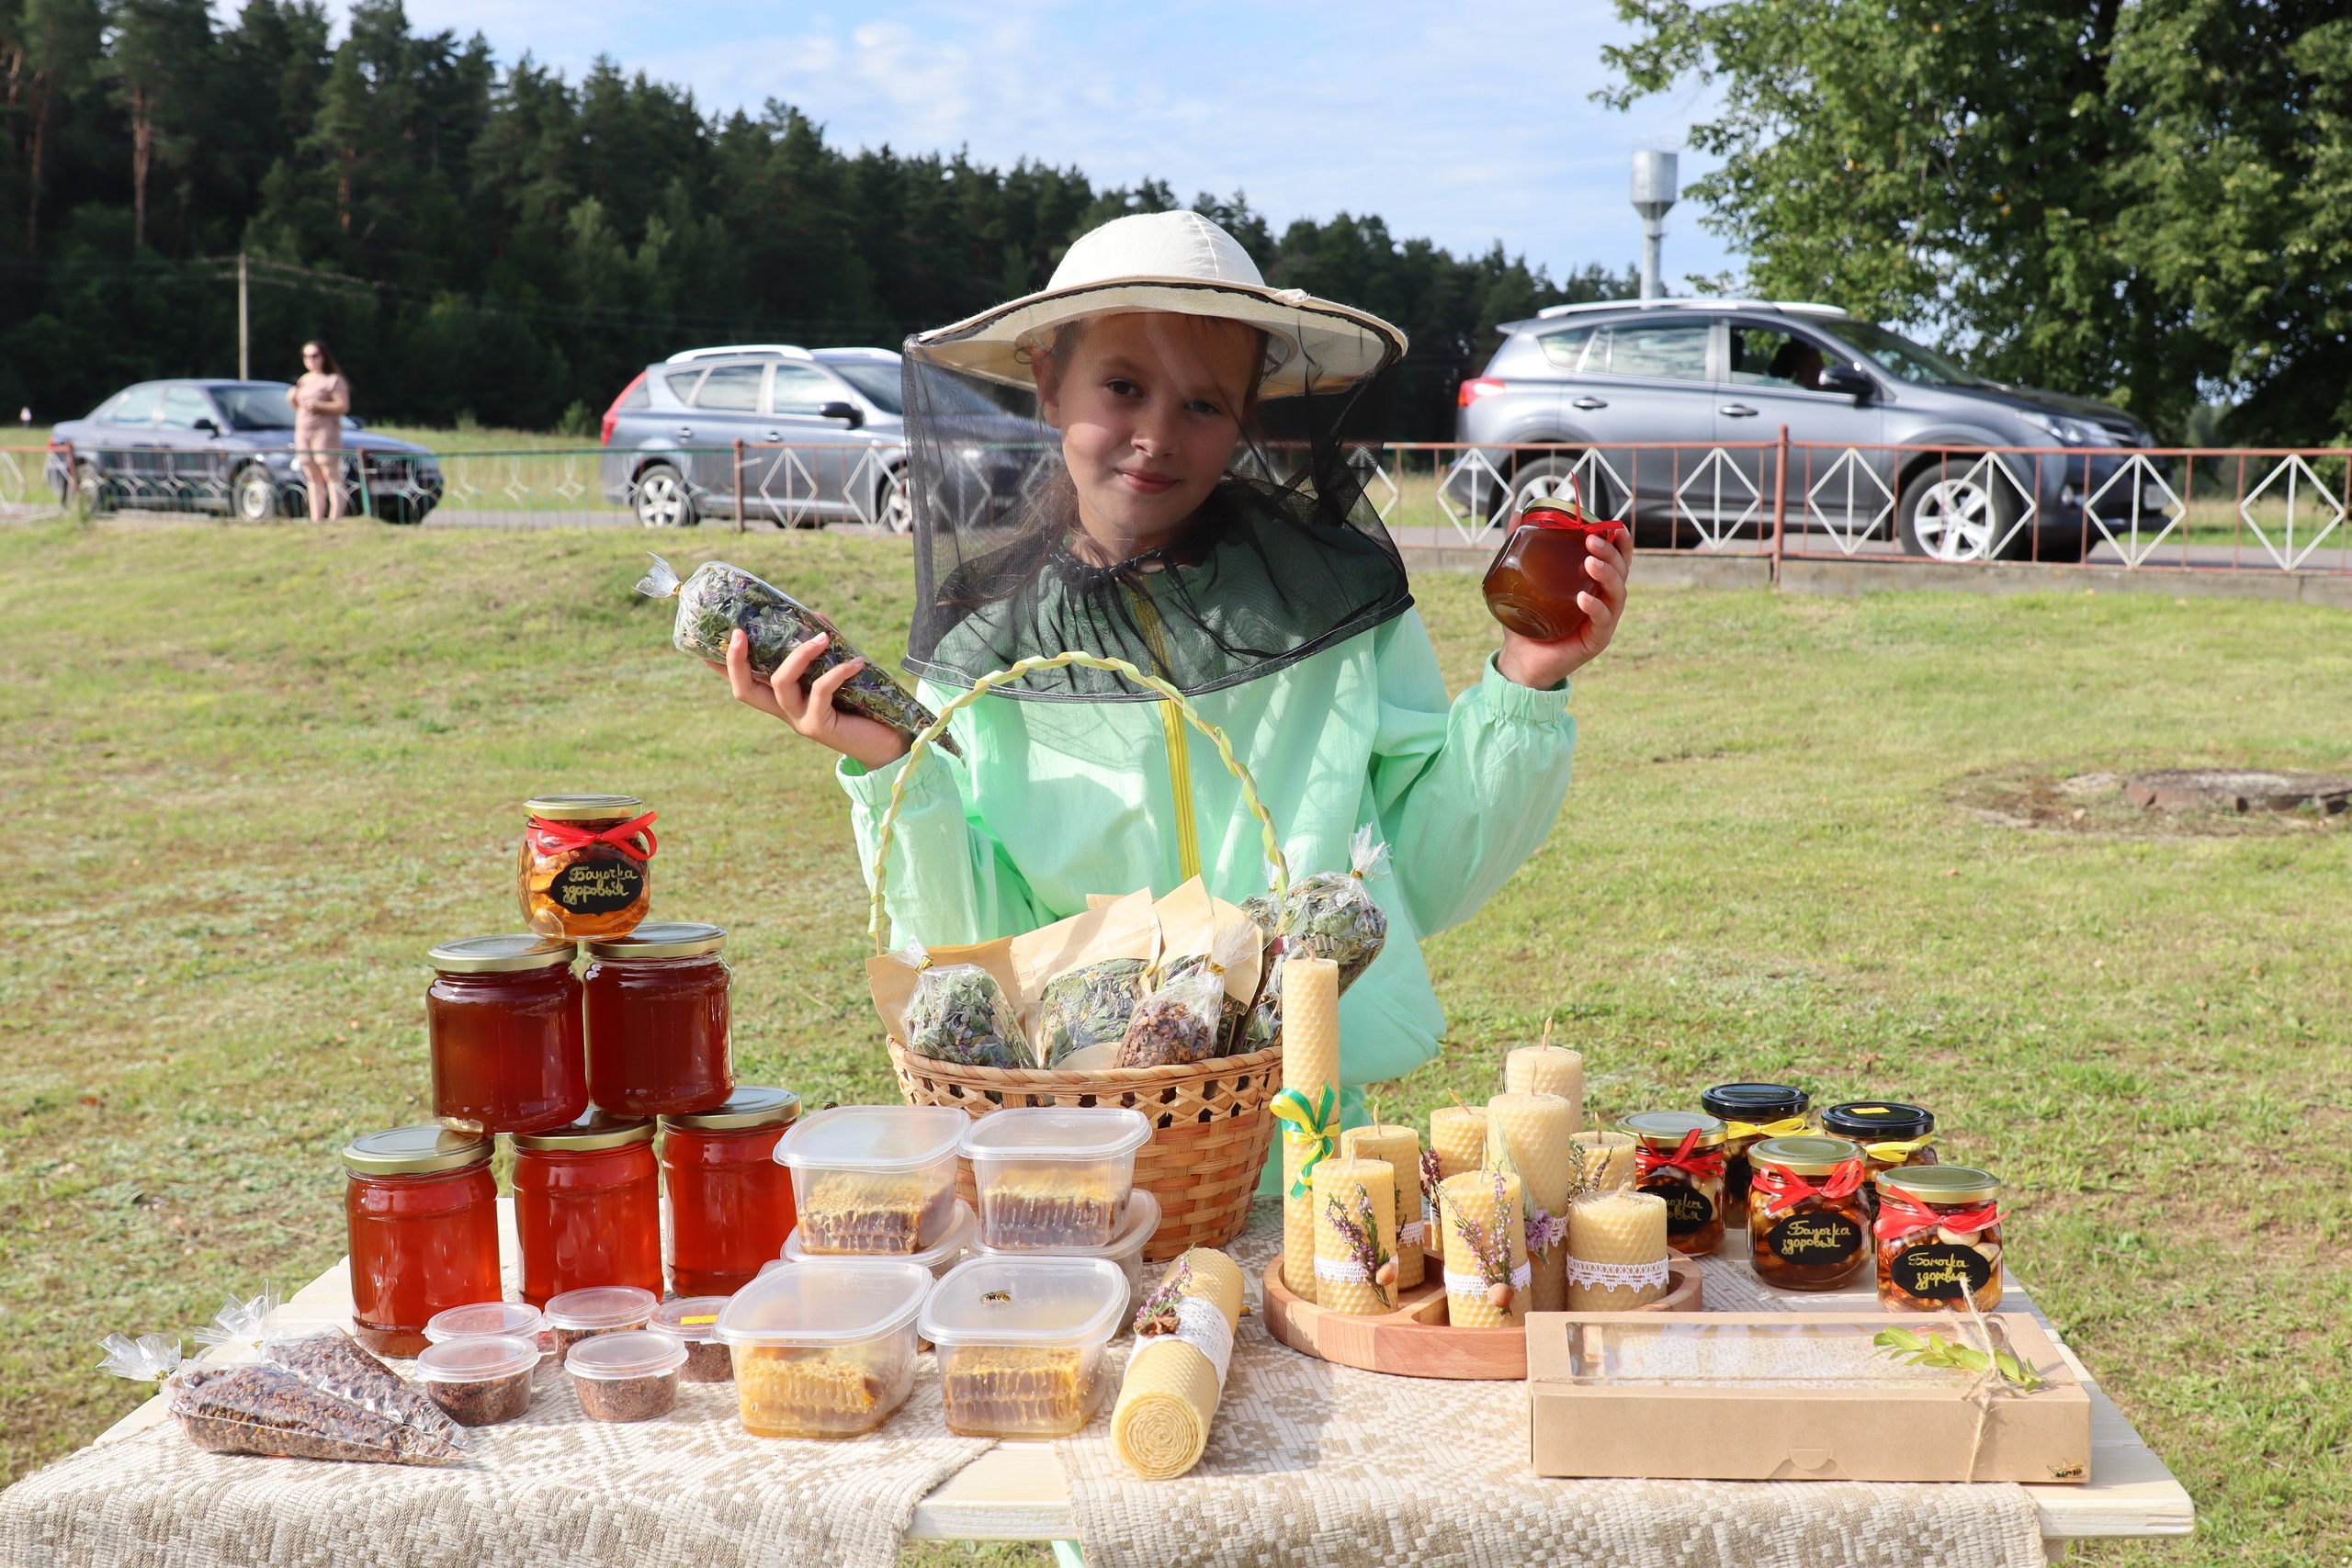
1036,957 -> 1150,1068
899,946 -> 1030,1068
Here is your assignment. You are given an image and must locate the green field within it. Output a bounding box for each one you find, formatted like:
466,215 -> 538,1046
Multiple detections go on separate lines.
1,519 -> 2346,1563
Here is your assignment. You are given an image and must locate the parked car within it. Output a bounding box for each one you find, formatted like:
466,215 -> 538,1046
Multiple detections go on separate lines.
46,379 -> 443,523
598,345 -> 1046,531
1456,300 -> 2159,561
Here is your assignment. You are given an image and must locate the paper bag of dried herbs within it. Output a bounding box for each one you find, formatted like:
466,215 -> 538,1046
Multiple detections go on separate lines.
1020,890 -> 1161,1069
893,942 -> 1030,1068
1117,919 -> 1259,1069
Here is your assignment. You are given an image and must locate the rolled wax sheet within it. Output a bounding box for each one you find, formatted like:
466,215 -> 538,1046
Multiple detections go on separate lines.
1111,1249 -> 1244,1480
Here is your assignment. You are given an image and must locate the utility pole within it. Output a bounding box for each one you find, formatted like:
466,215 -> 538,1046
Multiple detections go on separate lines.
237,253 -> 251,379
1631,150 -> 1679,301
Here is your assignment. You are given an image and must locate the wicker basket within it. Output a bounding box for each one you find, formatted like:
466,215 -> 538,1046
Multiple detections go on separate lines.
870,650 -> 1295,1264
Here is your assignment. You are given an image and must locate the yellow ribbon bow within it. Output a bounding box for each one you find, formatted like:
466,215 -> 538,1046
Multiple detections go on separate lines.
1865,1134 -> 1936,1162
1271,1086 -> 1338,1197
1723,1115 -> 1811,1142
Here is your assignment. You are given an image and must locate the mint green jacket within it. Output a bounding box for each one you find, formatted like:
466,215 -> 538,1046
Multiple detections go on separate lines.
838,607 -> 1576,1089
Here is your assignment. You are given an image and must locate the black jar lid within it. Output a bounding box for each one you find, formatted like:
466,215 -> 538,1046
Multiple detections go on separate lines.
1701,1082 -> 1809,1122
1820,1101 -> 1936,1142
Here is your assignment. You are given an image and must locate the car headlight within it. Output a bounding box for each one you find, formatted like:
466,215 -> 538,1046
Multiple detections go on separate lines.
2022,412 -> 2114,447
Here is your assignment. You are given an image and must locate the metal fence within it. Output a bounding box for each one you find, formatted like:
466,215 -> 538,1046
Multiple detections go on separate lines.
6,433 -> 2347,576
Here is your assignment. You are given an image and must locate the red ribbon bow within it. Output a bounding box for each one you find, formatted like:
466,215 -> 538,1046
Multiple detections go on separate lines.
525,811 -> 660,862
1636,1129 -> 1725,1184
1750,1159 -> 1864,1220
1874,1187 -> 2002,1247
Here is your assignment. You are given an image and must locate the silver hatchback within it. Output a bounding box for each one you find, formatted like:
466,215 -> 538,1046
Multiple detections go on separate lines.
1456,301 -> 2156,561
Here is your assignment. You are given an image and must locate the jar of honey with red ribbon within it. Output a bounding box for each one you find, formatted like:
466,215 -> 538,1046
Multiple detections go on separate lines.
582,921 -> 732,1118
1701,1082 -> 1811,1227
519,794 -> 657,941
1622,1111 -> 1728,1256
344,1125 -> 503,1357
661,1086 -> 801,1296
1480,497 -> 1629,644
426,934 -> 585,1135
1875,1166 -> 2004,1313
1746,1135 -> 1871,1290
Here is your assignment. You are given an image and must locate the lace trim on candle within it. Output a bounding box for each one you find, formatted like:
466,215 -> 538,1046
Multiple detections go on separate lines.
1171,1295 -> 1233,1389
1563,1255 -> 1669,1290
1312,1254 -> 1374,1285
1396,1219 -> 1425,1247
1442,1261 -> 1532,1298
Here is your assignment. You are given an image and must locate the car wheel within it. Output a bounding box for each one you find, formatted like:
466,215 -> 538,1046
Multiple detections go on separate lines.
632,464 -> 697,529
231,464 -> 280,522
74,460 -> 114,516
877,465 -> 912,535
1897,466 -> 2018,562
1507,456 -> 1618,524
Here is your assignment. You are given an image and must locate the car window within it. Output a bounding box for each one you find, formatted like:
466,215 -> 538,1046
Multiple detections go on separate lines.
662,368 -> 706,403
1587,321 -> 1710,380
215,384 -> 296,430
771,363 -> 843,416
1535,325 -> 1598,371
1817,319 -> 1987,387
694,365 -> 764,412
617,378 -> 650,411
1726,325 -> 1832,390
824,361 -> 904,415
160,386 -> 217,428
108,384 -> 166,426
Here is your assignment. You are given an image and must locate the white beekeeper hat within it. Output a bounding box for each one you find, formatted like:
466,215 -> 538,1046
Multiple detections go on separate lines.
910,210 -> 1405,397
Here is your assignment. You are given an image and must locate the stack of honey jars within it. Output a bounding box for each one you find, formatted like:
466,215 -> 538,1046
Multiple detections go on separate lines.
341,794 -> 800,1357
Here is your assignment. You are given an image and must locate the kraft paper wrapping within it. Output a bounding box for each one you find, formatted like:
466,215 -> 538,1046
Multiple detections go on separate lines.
1280,957 -> 1340,1302
1503,1046 -> 1584,1125
1487,1092 -> 1576,1313
1580,1130 -> 1638,1191
1566,1189 -> 1670,1309
1430,1105 -> 1488,1182
1111,1248 -> 1245,1481
1438,1170 -> 1526,1328
1310,1157 -> 1396,1316
1338,1124 -> 1424,1290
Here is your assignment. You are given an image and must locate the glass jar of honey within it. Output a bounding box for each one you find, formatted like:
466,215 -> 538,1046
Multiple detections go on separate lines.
661,1086 -> 802,1297
1875,1166 -> 2004,1313
1480,497 -> 1630,644
1821,1101 -> 1939,1213
582,921 -> 732,1117
1701,1082 -> 1810,1228
426,934 -> 585,1135
1746,1135 -> 1870,1290
518,794 -> 657,941
512,1111 -> 662,1306
344,1125 -> 503,1357
1621,1111 -> 1728,1256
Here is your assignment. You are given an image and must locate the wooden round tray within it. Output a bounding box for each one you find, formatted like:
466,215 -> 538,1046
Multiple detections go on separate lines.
1261,1255 -> 1703,1381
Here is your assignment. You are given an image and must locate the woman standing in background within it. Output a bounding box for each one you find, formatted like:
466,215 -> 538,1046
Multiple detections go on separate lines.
287,341 -> 351,522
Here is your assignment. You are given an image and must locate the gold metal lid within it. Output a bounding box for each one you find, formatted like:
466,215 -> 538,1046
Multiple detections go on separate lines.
1879,1165 -> 2000,1203
581,921 -> 726,961
1748,1135 -> 1864,1177
525,794 -> 644,822
1618,1111 -> 1726,1149
426,933 -> 578,974
511,1110 -> 657,1153
343,1123 -> 494,1177
661,1085 -> 799,1133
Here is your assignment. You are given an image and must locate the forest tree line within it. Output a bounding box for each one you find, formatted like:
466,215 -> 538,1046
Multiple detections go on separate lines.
0,0 -> 1630,434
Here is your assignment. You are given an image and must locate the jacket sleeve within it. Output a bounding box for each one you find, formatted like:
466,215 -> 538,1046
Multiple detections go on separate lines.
838,746 -> 1050,949
1365,614 -> 1577,938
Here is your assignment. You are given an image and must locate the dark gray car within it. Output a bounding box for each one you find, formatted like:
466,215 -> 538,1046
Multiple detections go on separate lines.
1457,301 -> 2157,561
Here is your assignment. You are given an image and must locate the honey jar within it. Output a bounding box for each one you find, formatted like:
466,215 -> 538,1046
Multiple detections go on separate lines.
1480,497 -> 1629,644
1746,1135 -> 1870,1290
1876,1166 -> 2004,1313
1821,1101 -> 1938,1213
1700,1082 -> 1810,1227
1621,1111 -> 1727,1256
518,794 -> 656,941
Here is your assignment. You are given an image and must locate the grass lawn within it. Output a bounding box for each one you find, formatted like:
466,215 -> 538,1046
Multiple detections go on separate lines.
1,518 -> 2346,1564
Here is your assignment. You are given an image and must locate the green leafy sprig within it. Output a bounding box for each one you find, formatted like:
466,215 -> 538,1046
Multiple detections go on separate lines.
1871,1326 -> 2045,1393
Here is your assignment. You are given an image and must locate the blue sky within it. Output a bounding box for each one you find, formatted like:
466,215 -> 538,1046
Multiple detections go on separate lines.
382,0 -> 1739,290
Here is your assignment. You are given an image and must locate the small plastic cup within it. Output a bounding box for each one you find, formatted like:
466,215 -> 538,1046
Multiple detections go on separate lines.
783,1198 -> 977,1279
973,1188 -> 1160,1327
650,1295 -> 736,1383
544,1284 -> 656,1356
417,1335 -> 538,1427
716,1258 -> 932,1438
566,1329 -> 687,1422
961,1107 -> 1152,1250
920,1255 -> 1127,1438
775,1105 -> 967,1256
424,1298 -> 559,1378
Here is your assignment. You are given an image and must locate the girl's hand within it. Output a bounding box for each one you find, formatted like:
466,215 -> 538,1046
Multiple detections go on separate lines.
707,628 -> 912,771
1496,529 -> 1630,690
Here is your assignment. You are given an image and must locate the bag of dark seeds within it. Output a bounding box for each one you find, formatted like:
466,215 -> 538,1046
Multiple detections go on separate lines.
898,942 -> 1029,1068
1280,826 -> 1391,992
1116,919 -> 1256,1069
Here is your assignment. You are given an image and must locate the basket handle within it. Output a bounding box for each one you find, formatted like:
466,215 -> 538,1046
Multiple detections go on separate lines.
867,651 -> 1290,953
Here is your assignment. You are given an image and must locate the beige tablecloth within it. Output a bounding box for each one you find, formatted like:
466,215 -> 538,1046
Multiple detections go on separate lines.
1054,1203 -> 2049,1568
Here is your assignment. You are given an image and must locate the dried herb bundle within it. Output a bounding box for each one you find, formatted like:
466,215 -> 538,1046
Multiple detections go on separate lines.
1444,1172 -> 1520,1311
1036,958 -> 1149,1067
1133,1259 -> 1193,1338
1116,920 -> 1254,1068
904,954 -> 1028,1068
1276,827 -> 1390,992
1324,1180 -> 1396,1303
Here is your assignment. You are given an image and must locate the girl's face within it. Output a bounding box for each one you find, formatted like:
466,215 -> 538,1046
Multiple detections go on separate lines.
1033,311 -> 1260,562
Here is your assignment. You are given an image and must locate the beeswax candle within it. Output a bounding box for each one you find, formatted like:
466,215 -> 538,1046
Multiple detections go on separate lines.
1282,1134 -> 1318,1301
1438,1169 -> 1527,1328
1279,956 -> 1342,1302
1504,1046 -> 1583,1124
1111,1248 -> 1245,1480
1565,1190 -> 1671,1309
1340,1123 -> 1425,1290
1580,1130 -> 1637,1190
1430,1105 -> 1488,1182
1311,1157 -> 1396,1315
1487,1091 -> 1577,1312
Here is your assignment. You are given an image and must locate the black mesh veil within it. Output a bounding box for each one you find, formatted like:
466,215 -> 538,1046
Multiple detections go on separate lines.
899,284 -> 1414,702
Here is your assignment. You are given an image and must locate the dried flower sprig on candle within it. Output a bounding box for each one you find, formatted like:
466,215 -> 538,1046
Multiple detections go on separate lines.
1445,1172 -> 1520,1312
1419,1148 -> 1443,1232
1323,1181 -> 1396,1301
1133,1260 -> 1193,1338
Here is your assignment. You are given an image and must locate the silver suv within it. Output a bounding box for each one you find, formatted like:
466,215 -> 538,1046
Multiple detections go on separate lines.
1456,300 -> 2155,561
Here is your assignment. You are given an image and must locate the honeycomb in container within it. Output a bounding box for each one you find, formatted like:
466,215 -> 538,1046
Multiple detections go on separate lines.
797,1172 -> 951,1254
939,1346 -> 1092,1437
733,1347 -> 888,1438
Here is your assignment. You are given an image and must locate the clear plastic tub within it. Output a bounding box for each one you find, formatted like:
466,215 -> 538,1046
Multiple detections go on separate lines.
716,1258 -> 932,1438
920,1256 -> 1127,1438
650,1295 -> 735,1383
961,1107 -> 1152,1250
423,1299 -> 557,1375
783,1198 -> 977,1279
543,1284 -> 656,1356
566,1329 -> 687,1422
416,1335 -> 539,1427
775,1105 -> 967,1256
972,1189 -> 1159,1327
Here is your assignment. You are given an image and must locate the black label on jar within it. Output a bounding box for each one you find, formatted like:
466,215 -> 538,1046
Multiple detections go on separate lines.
548,859 -> 644,913
1891,1242 -> 1994,1299
1641,1179 -> 1713,1235
1765,1211 -> 1863,1267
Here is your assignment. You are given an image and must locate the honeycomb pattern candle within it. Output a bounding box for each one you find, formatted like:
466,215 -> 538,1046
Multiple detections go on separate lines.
1279,956 -> 1341,1302
1438,1169 -> 1527,1328
1340,1122 -> 1425,1290
1311,1157 -> 1396,1315
1487,1092 -> 1577,1312
1580,1131 -> 1638,1191
1430,1105 -> 1488,1182
1503,1046 -> 1583,1125
1565,1189 -> 1671,1309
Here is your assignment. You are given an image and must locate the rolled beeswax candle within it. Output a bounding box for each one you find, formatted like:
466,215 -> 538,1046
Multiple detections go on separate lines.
1504,1046 -> 1584,1124
1565,1189 -> 1670,1309
1430,1105 -> 1488,1181
1112,1248 -> 1245,1480
1580,1131 -> 1638,1191
1438,1169 -> 1526,1328
1340,1123 -> 1425,1289
1311,1157 -> 1396,1315
1487,1092 -> 1577,1313
1280,956 -> 1341,1302
1282,1134 -> 1318,1301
